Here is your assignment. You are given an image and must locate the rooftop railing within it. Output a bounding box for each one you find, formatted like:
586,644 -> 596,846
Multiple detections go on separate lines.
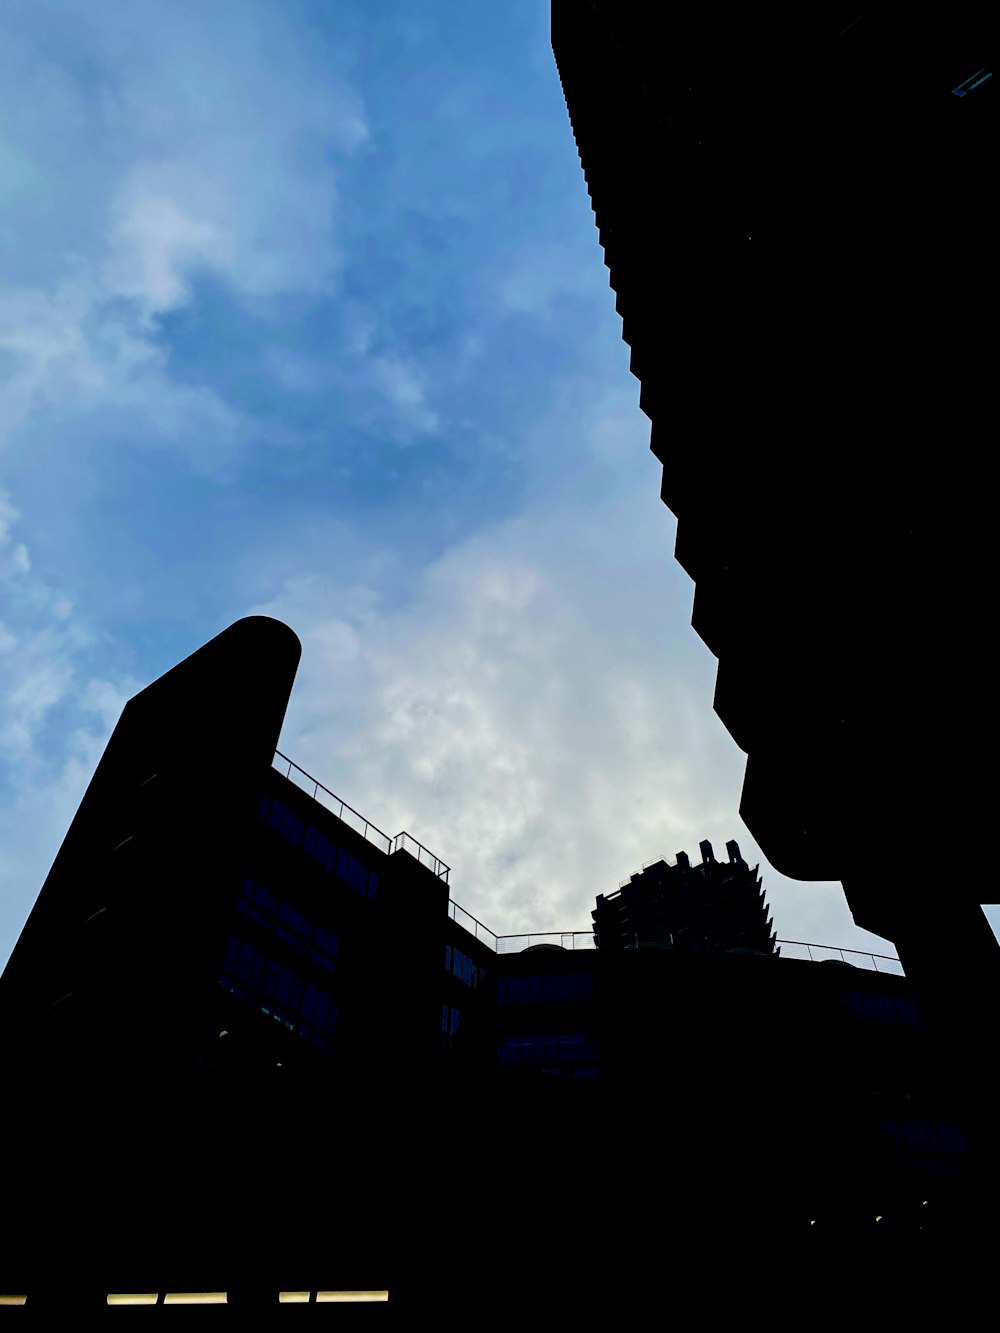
496,932 -> 597,954
391,831 -> 451,882
446,914 -> 904,974
272,751 -> 450,882
775,939 -> 904,975
447,900 -> 498,951
617,855 -> 673,888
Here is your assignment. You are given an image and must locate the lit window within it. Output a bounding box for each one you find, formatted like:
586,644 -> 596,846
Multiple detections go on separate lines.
163,1293 -> 227,1304
316,1291 -> 388,1303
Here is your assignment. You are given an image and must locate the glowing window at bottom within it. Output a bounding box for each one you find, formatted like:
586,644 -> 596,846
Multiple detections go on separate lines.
317,1291 -> 389,1303
163,1293 -> 227,1304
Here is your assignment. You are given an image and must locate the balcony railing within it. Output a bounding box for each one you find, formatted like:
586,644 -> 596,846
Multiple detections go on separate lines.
272,751 -> 450,882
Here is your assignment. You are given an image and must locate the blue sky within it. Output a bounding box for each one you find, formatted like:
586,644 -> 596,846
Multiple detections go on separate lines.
3,1 -> 980,966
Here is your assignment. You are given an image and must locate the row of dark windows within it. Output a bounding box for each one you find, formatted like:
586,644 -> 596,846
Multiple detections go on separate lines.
220,932 -> 338,1051
843,990 -> 921,1028
445,945 -> 486,988
237,877 -> 339,973
497,1032 -> 596,1065
877,1118 -> 966,1172
259,796 -> 377,902
497,972 -> 594,1005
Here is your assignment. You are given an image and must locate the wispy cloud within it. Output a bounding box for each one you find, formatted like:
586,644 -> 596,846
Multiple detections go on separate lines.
0,0 -> 366,468
370,356 -> 440,439
0,488 -> 136,948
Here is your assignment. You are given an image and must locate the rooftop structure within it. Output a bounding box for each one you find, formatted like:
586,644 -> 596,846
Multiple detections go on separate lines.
594,837 -> 774,954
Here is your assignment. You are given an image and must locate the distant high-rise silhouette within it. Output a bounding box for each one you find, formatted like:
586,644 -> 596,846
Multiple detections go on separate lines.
593,839 -> 774,953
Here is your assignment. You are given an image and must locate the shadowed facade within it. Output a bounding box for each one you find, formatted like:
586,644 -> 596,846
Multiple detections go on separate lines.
550,0 -> 996,1225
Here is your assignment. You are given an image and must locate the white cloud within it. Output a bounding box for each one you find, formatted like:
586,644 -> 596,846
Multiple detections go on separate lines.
0,496 -> 89,760
370,356 -> 440,439
80,677 -> 132,732
0,283 -> 106,445
0,491 -> 132,936
495,240 -> 606,317
103,189 -> 232,316
0,0 -> 367,462
0,723 -> 112,958
0,492 -> 31,578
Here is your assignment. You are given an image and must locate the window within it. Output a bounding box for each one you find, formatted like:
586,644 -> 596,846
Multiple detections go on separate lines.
445,945 -> 484,988
219,932 -> 338,1051
843,990 -> 921,1027
237,878 -> 338,972
260,796 -> 304,847
258,798 -> 377,901
878,1118 -> 966,1172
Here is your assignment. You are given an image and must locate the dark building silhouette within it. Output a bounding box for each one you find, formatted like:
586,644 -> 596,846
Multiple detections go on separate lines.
593,838 -> 774,953
550,0 -> 996,948
0,618 -> 981,1313
550,0 -> 997,1227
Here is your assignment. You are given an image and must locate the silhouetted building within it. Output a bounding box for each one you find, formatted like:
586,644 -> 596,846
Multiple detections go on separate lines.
0,617 -> 461,1089
549,2 -> 996,945
593,838 -> 774,953
0,618 -> 979,1313
550,3 -> 997,1228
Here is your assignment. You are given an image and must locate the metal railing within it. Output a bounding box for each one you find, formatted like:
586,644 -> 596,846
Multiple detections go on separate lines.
775,939 -> 904,975
448,900 -> 498,951
392,831 -> 450,882
617,854 -> 672,888
444,912 -> 903,974
272,751 -> 450,882
445,913 -> 597,955
496,932 -> 596,954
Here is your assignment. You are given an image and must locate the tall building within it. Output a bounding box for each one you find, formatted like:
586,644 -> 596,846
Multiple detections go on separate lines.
0,618 -> 978,1312
550,4 -> 997,1212
593,838 -> 774,953
549,1 -> 995,939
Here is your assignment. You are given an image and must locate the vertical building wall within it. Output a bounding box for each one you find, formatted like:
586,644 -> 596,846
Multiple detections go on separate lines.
0,615 -> 302,1076
551,1 -> 995,903
0,617 -> 303,1305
